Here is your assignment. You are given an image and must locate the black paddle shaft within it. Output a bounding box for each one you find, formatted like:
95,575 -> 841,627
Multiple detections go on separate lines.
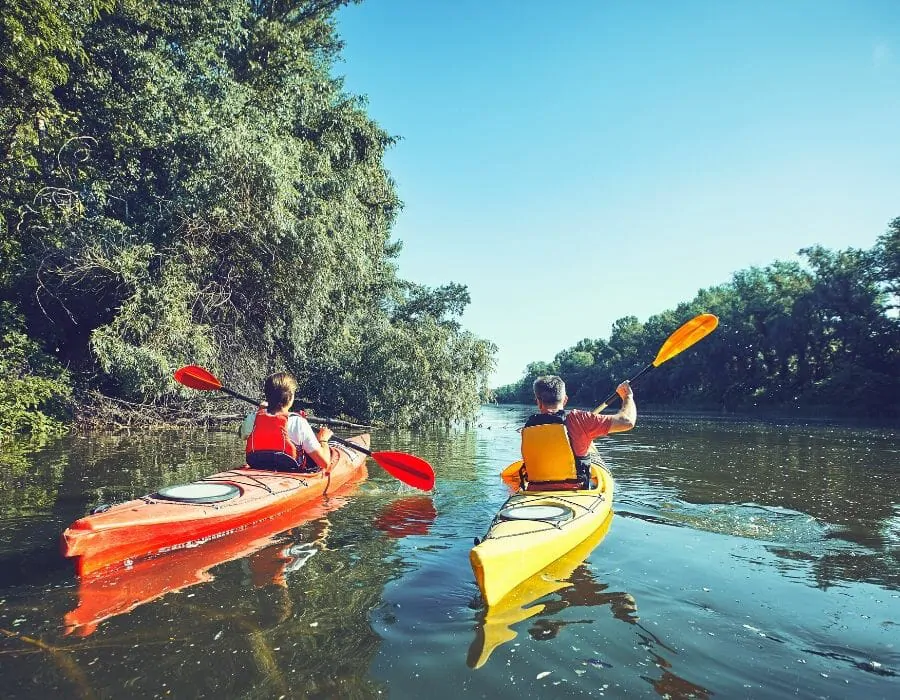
221,386 -> 258,405
597,362 -> 654,410
221,387 -> 371,430
329,434 -> 373,457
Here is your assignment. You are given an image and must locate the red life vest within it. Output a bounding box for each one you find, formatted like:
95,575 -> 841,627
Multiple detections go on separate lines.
246,409 -> 299,463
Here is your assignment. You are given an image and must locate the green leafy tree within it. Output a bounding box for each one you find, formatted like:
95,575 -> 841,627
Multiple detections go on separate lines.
875,217 -> 900,310
0,0 -> 496,433
496,226 -> 900,418
0,304 -> 71,442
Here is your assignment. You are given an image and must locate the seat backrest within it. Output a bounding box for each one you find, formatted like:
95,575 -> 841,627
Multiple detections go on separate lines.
521,422 -> 578,483
247,450 -> 310,473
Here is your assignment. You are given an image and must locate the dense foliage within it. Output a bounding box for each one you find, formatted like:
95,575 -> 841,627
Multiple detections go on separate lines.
0,0 -> 496,434
495,222 -> 900,419
0,303 -> 72,440
3,1 -> 896,435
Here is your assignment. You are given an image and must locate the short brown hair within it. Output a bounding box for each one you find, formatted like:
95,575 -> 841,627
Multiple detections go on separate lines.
533,375 -> 566,405
264,372 -> 298,409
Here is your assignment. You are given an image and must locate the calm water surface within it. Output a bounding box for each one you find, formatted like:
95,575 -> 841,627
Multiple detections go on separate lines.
0,405 -> 898,698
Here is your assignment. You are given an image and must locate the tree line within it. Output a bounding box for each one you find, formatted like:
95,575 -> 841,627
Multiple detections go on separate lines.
494,222 -> 900,419
0,0 -> 496,442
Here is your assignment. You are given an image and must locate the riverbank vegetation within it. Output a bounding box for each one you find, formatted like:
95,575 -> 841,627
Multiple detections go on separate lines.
494,223 -> 900,419
4,3 -> 897,442
0,0 -> 496,440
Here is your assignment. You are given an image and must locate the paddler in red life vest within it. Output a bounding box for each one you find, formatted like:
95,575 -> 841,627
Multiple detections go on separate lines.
239,372 -> 333,473
520,375 -> 636,489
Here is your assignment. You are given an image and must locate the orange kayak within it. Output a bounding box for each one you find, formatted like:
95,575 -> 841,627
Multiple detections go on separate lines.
61,434 -> 370,578
64,478 -> 364,636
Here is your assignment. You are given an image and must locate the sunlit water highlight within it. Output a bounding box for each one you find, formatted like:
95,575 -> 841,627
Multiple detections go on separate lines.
0,405 -> 897,698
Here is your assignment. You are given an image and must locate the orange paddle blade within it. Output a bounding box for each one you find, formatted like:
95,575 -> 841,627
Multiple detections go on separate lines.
652,314 -> 719,367
500,460 -> 524,479
173,365 -> 223,391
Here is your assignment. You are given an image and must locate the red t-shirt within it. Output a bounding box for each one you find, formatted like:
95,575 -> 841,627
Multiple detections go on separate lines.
565,409 -> 613,456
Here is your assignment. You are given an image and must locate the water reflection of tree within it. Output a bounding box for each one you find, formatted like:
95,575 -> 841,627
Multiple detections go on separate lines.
0,438 -> 70,524
0,431 -> 243,587
382,423 -> 482,482
622,419 -> 900,591
1,500 -> 407,699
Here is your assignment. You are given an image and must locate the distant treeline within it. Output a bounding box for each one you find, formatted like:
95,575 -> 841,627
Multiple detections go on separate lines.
0,1 -> 495,442
494,223 -> 900,418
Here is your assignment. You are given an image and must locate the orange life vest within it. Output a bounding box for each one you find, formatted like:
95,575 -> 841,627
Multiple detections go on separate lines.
245,409 -> 303,470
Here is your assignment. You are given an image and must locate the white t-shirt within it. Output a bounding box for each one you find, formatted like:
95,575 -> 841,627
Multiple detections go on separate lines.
240,411 -> 320,455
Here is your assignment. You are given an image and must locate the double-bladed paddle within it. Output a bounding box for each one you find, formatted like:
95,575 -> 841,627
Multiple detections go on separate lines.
501,313 -> 719,478
592,312 -> 719,412
173,365 -> 435,491
173,365 -> 371,429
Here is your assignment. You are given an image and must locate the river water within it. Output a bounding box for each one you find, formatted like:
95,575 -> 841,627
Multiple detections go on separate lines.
0,405 -> 897,698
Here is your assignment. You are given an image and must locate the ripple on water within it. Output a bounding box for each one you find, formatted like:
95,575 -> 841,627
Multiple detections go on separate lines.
882,506 -> 900,547
618,495 -> 835,545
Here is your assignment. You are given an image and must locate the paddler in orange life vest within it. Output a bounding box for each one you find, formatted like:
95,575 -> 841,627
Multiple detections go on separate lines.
239,372 -> 333,473
521,375 -> 636,489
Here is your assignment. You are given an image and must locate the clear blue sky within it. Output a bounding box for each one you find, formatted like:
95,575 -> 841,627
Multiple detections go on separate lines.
334,0 -> 900,387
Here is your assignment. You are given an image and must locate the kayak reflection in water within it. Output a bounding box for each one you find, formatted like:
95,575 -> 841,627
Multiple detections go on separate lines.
519,375 -> 635,490
63,491 -> 358,636
468,518 -> 711,700
468,514 -> 622,668
240,372 -> 333,473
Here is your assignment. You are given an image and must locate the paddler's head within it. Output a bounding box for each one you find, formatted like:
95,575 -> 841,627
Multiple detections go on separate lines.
264,372 -> 298,413
533,375 -> 568,413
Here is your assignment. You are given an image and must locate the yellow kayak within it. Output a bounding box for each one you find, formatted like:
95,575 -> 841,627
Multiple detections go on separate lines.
470,463 -> 614,607
468,511 -> 615,668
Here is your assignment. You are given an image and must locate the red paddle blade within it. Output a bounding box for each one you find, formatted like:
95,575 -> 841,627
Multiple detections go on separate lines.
371,451 -> 435,491
173,365 -> 222,391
